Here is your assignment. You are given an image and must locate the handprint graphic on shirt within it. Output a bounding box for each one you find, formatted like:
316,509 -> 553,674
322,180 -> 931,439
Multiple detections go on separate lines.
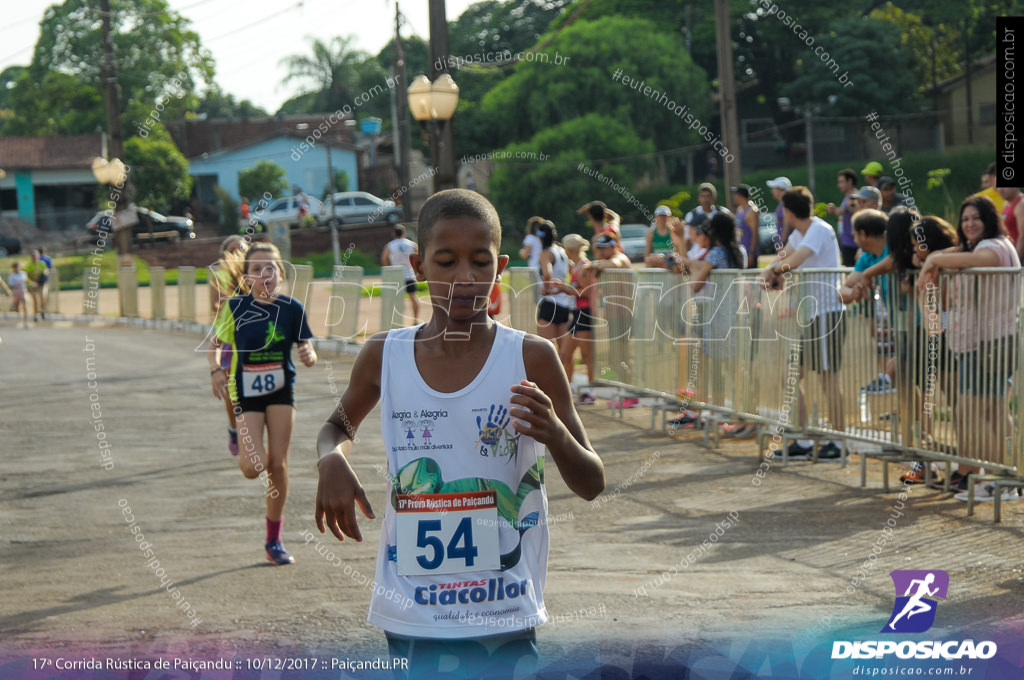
476,404 -> 510,456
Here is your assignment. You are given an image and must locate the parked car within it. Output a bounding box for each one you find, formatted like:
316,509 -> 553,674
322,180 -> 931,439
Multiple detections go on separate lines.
618,223 -> 651,262
253,195 -> 325,231
0,233 -> 21,256
758,212 -> 777,255
86,207 -> 195,244
320,191 -> 401,226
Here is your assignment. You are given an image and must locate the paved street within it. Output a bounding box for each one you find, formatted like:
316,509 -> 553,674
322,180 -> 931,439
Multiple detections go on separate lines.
1,324 -> 1023,677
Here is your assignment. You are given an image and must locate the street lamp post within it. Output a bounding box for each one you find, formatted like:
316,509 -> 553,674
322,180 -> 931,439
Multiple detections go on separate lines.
407,74 -> 460,193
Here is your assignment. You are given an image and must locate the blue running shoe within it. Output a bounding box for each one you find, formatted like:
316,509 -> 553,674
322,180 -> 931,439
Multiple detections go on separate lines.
265,541 -> 295,565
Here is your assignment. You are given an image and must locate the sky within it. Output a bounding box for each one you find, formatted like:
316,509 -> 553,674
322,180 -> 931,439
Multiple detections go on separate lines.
0,0 -> 480,113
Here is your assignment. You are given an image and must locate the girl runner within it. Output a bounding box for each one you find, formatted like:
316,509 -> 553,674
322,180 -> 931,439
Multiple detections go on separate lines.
209,235 -> 249,455
209,242 -> 317,564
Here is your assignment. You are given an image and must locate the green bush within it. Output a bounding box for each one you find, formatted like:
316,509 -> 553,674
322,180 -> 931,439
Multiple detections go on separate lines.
215,186 -> 239,236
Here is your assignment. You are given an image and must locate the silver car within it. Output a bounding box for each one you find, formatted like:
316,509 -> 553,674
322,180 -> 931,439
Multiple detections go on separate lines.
256,195 -> 324,230
321,191 -> 401,226
619,223 -> 651,262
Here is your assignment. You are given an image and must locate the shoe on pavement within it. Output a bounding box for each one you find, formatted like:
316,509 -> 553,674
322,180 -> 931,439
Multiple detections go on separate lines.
608,397 -> 640,409
577,392 -> 597,405
668,414 -> 703,429
265,541 -> 295,565
901,462 -> 928,484
770,441 -> 812,460
953,482 -> 1021,503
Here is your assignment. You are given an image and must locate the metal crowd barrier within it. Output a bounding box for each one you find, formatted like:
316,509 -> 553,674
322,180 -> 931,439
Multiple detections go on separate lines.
506,266 -> 540,333
379,265 -> 408,331
327,265 -> 365,341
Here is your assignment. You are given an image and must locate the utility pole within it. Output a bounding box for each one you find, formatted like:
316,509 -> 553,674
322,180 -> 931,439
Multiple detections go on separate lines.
428,0 -> 456,192
394,3 -> 412,221
714,0 -> 742,209
99,0 -> 123,172
326,144 -> 340,265
805,108 -> 815,197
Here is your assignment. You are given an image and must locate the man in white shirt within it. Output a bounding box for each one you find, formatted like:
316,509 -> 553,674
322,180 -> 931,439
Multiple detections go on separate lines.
761,186 -> 846,460
381,225 -> 420,323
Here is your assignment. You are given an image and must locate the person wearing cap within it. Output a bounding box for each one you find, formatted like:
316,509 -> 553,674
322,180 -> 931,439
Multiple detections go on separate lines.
860,161 -> 883,187
760,186 -> 846,460
856,186 -> 882,213
767,177 -> 792,244
827,168 -> 860,266
590,233 -> 632,272
732,185 -> 760,269
645,205 -> 684,268
877,176 -> 909,215
561,233 -> 598,404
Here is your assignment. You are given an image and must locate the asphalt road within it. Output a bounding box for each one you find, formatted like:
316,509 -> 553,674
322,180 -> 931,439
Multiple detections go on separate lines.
1,324 -> 1022,678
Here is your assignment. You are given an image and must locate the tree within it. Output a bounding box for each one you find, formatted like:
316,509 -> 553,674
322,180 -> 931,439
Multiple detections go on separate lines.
488,113 -> 653,233
238,161 -> 289,201
122,124 -> 192,212
196,89 -> 268,119
474,16 -> 712,156
280,36 -> 369,113
28,0 -> 214,121
786,15 -> 918,115
2,71 -> 104,136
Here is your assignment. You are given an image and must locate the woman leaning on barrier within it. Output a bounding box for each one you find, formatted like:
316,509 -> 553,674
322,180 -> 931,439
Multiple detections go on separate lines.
917,195 -> 1022,503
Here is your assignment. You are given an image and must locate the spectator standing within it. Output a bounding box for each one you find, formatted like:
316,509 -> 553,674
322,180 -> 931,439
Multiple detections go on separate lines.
645,205 -> 683,268
974,162 -> 1006,213
732,185 -> 759,269
827,168 -> 860,266
996,186 -> 1024,259
519,216 -> 544,270
561,233 -> 597,404
918,195 -> 1022,502
535,220 -> 575,376
25,249 -> 47,322
760,186 -> 846,459
767,177 -> 792,244
861,161 -> 883,187
857,186 -> 882,213
878,176 -> 910,215
7,261 -> 29,328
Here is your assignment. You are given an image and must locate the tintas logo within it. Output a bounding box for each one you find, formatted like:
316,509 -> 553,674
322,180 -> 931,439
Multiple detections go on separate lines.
882,570 -> 949,633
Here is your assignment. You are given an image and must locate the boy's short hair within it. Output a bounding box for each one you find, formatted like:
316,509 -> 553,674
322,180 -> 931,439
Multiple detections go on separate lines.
393,225 -> 406,238
838,168 -> 857,185
781,186 -> 814,219
418,189 -> 501,251
852,209 -> 887,237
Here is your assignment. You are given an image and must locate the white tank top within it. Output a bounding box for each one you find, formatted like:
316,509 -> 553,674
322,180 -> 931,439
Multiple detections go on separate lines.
369,323 -> 549,638
387,238 -> 417,280
541,245 -> 573,308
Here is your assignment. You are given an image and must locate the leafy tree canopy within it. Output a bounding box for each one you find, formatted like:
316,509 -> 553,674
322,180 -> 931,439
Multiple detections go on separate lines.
122,124 -> 192,211
474,15 -> 712,155
238,160 -> 289,201
489,112 -> 654,233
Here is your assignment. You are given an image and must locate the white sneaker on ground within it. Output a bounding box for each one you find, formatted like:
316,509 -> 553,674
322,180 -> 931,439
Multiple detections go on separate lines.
954,482 -> 1021,502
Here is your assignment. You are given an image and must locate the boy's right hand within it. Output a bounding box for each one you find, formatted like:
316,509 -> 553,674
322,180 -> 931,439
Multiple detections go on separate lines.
316,453 -> 375,542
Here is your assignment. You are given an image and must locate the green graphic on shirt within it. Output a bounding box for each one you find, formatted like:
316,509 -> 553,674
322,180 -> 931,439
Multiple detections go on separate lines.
391,456 -> 544,570
265,321 -> 285,346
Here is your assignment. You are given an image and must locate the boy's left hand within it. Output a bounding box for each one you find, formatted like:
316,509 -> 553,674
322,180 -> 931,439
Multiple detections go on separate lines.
298,340 -> 317,367
508,379 -> 564,446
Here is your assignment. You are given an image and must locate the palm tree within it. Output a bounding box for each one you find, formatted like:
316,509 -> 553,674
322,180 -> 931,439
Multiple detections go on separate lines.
280,36 -> 367,112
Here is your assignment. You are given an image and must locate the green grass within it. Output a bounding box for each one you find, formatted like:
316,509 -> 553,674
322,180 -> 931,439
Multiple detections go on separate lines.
0,252 -> 208,290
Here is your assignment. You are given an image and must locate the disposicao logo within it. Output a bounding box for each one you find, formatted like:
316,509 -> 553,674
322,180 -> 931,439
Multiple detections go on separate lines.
831,570 -> 997,661
882,569 -> 948,633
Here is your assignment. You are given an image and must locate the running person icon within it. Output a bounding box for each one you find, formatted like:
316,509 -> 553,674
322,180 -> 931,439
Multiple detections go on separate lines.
888,573 -> 939,630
